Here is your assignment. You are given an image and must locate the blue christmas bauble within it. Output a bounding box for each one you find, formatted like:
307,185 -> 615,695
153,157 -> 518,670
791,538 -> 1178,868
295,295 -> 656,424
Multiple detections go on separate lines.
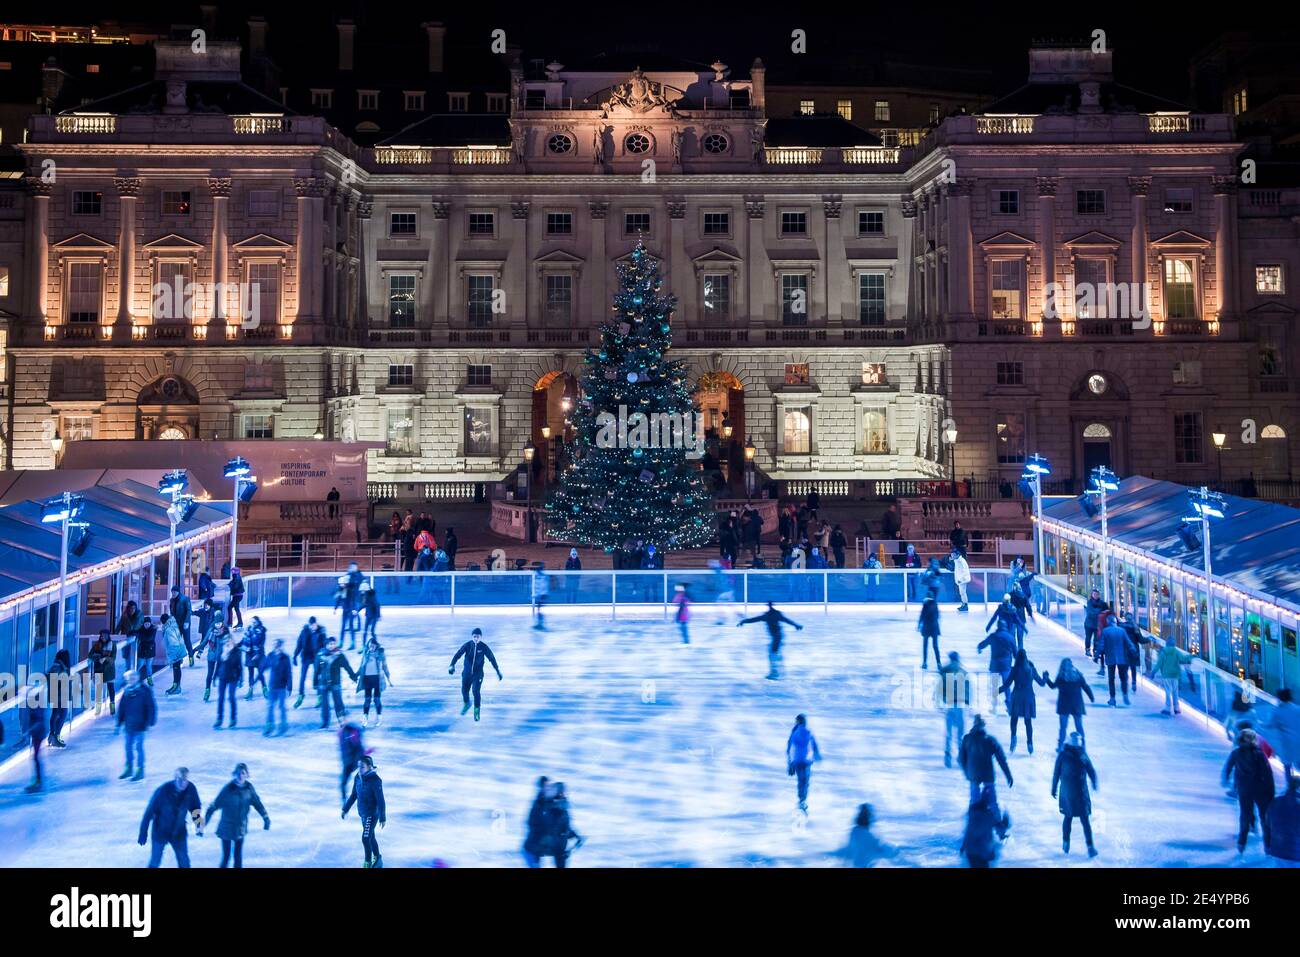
632,447 -> 644,458
627,372 -> 638,383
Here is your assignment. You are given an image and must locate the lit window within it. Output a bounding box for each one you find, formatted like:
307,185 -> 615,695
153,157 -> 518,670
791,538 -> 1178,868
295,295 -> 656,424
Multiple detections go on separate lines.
72,190 -> 102,215
783,406 -> 812,454
624,212 -> 652,236
385,408 -> 416,455
62,414 -> 94,442
67,261 -> 103,323
1232,87 -> 1248,115
464,406 -> 495,456
862,363 -> 887,385
996,412 -> 1026,465
389,211 -> 417,236
242,414 -> 274,439
929,103 -> 941,124
162,190 -> 191,216
781,274 -> 808,324
1076,189 -> 1106,215
836,99 -> 852,120
702,273 -> 730,319
448,93 -> 468,112
246,262 -> 281,328
1163,258 -> 1198,319
0,265 -> 8,297
152,261 -> 194,320
467,275 -> 495,326
387,274 -> 416,327
388,364 -> 414,387
780,211 -> 807,235
990,259 -> 1025,319
86,64 -> 99,73
858,273 -> 886,325
1073,259 -> 1109,319
799,99 -> 815,115
863,409 -> 888,453
858,210 -> 884,235
874,100 -> 890,121
1256,264 -> 1284,294
784,363 -> 810,386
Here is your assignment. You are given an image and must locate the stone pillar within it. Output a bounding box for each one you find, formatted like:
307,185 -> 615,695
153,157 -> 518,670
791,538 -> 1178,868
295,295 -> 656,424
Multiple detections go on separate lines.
589,201 -> 608,329
900,195 -> 918,322
1128,176 -> 1150,317
823,195 -> 842,325
432,199 -> 450,328
511,201 -> 530,330
208,176 -> 231,336
745,196 -> 766,323
294,176 -> 325,334
667,199 -> 688,315
26,179 -> 51,332
1212,175 -> 1237,322
1037,177 -> 1057,328
114,176 -> 141,340
357,201 -> 375,328
944,182 -> 973,319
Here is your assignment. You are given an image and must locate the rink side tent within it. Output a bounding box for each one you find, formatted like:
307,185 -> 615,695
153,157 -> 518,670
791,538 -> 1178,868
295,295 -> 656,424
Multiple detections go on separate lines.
0,480 -> 232,757
1040,475 -> 1300,692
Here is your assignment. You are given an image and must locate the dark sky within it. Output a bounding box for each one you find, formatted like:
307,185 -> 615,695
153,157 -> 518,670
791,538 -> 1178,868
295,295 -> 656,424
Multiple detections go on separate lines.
29,1 -> 1300,101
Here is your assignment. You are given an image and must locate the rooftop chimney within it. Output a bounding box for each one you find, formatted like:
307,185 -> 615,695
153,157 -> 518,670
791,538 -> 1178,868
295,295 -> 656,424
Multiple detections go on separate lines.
422,21 -> 446,74
247,15 -> 267,58
750,58 -> 766,110
41,58 -> 68,112
337,19 -> 355,72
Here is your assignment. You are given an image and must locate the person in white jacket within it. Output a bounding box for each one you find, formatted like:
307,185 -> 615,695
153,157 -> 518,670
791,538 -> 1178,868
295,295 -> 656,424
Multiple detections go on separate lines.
950,549 -> 971,612
1265,688 -> 1300,782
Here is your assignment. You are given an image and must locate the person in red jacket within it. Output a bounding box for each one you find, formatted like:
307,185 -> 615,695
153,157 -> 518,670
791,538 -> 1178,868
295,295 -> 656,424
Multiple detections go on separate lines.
671,583 -> 691,644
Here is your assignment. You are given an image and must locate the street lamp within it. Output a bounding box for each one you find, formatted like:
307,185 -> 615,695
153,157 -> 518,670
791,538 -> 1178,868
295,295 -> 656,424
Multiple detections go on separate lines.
743,435 -> 757,499
523,441 -> 536,543
1181,486 -> 1226,663
222,457 -> 257,575
1083,465 -> 1119,603
41,492 -> 89,646
943,424 -> 958,497
50,431 -> 64,462
1212,431 -> 1227,488
158,469 -> 197,598
1020,453 -> 1051,574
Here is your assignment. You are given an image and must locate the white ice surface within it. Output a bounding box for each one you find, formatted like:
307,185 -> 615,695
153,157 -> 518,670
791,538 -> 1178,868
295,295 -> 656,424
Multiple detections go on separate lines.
0,601 -> 1282,867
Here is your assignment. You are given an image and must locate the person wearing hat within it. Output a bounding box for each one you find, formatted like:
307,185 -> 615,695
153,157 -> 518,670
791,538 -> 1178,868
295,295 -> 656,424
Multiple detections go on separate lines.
342,754 -> 386,868
204,763 -> 270,868
449,628 -> 502,722
1051,731 -> 1099,857
135,615 -> 158,686
937,651 -> 971,768
138,767 -> 203,868
1221,726 -> 1276,854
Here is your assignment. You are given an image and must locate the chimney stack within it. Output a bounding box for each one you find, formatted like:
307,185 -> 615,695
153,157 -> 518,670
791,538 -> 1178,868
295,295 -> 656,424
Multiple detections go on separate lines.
337,19 -> 355,71
422,21 -> 446,74
247,15 -> 267,58
41,58 -> 68,112
750,58 -> 766,110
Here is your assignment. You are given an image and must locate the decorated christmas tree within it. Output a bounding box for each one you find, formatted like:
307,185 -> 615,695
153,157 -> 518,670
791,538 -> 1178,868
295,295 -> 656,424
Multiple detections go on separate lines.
545,239 -> 714,553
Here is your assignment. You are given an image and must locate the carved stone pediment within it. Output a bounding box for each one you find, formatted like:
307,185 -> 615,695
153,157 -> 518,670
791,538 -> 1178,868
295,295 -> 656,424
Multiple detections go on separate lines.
599,68 -> 680,117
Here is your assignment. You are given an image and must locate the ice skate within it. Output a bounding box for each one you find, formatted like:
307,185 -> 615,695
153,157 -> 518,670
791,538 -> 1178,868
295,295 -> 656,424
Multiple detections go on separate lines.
203,687 -> 211,702
461,701 -> 472,716
118,768 -> 133,780
165,684 -> 181,696
131,769 -> 144,782
294,694 -> 304,709
1122,693 -> 1130,706
1087,846 -> 1098,858
474,706 -> 481,721
23,779 -> 42,793
1063,838 -> 1070,854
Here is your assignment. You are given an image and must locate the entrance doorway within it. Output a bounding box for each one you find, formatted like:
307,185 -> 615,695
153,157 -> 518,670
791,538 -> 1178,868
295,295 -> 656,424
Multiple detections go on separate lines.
532,371 -> 578,492
1082,422 -> 1113,474
695,371 -> 744,494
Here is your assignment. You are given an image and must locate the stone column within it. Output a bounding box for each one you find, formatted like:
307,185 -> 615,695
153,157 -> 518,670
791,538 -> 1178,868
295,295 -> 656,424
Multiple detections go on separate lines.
208,176 -> 231,336
1128,176 -> 1150,324
1037,177 -> 1057,330
823,195 -> 842,325
511,201 -> 530,331
26,179 -> 51,332
294,176 -> 326,335
900,195 -> 918,322
357,201 -> 375,328
944,182 -> 973,319
589,201 -> 608,331
745,196 -> 766,324
114,176 -> 142,341
432,199 -> 450,329
1212,175 -> 1237,322
667,199 -> 689,317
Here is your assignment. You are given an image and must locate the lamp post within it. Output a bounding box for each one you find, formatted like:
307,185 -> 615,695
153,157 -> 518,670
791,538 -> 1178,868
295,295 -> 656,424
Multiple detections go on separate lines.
1022,453 -> 1052,574
223,457 -> 257,575
41,492 -> 87,645
50,431 -> 64,465
1184,486 -> 1225,664
943,424 -> 958,497
158,469 -> 197,599
1212,431 -> 1227,488
743,435 -> 757,500
524,441 -> 536,543
1086,465 -> 1120,603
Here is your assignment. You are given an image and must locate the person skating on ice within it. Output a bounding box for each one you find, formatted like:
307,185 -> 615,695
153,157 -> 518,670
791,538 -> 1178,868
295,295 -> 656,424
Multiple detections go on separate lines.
356,636 -> 393,727
738,601 -> 803,680
1051,731 -> 1099,857
937,651 -> 971,768
315,636 -> 358,729
204,762 -> 270,868
958,714 -> 1013,809
169,584 -> 194,666
671,583 -> 692,644
1099,613 -> 1138,707
961,784 -> 1009,868
1044,657 -> 1094,752
138,767 -> 203,868
19,685 -> 48,793
1221,727 -> 1276,855
161,613 -> 186,696
449,628 -> 502,721
47,650 -> 72,747
837,804 -> 898,867
531,567 -> 549,631
136,615 -> 157,686
200,620 -> 229,703
977,623 -> 1017,712
361,584 -> 381,644
263,638 -> 293,736
242,616 -> 268,700
339,720 -> 368,803
918,590 -> 941,669
293,616 -> 327,709
342,754 -> 386,868
213,633 -> 243,730
998,648 -> 1045,754
786,713 -> 822,813
115,669 -> 157,781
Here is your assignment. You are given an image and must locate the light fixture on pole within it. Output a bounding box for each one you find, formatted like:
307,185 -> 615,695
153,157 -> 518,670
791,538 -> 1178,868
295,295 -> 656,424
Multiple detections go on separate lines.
1181,485 -> 1226,655
158,469 -> 195,598
743,435 -> 757,499
50,431 -> 65,463
523,441 -> 536,543
1020,453 -> 1051,574
222,457 -> 257,575
41,492 -> 89,645
1212,431 -> 1227,488
1084,465 -> 1119,602
943,424 -> 958,497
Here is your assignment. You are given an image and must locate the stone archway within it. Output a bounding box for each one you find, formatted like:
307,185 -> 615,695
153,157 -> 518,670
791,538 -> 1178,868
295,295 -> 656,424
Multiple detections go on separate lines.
137,373 -> 201,440
695,370 -> 745,493
532,370 -> 578,491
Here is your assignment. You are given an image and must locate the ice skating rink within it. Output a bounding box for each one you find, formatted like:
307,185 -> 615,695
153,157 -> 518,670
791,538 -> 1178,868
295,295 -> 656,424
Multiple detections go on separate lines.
0,602 -> 1279,867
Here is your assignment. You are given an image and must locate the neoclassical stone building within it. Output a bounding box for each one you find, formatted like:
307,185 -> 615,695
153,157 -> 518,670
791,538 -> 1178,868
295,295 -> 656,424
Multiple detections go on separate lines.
3,40 -> 1296,497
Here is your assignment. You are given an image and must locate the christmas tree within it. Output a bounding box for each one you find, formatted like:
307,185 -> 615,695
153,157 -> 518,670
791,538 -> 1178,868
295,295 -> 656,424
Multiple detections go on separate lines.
545,239 -> 714,553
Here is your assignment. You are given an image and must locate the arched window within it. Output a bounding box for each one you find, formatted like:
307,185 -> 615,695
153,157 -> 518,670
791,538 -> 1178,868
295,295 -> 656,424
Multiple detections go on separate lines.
1083,422 -> 1112,439
1262,424 -> 1289,478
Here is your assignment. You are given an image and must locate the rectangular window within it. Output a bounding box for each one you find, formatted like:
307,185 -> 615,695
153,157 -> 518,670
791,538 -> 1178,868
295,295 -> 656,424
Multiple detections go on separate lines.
1163,257 -> 1198,320
996,360 -> 1025,386
703,211 -> 730,235
404,91 -> 425,111
311,89 -> 333,109
544,274 -> 572,324
1073,258 -> 1109,319
996,190 -> 1019,215
996,412 -> 1026,465
62,414 -> 94,443
784,363 -> 810,386
546,212 -> 573,236
781,274 -> 809,324
67,261 -> 102,322
702,273 -> 730,319
930,103 -> 941,124
1232,87 -> 1248,115
467,212 -> 495,237
1256,264 -> 1284,294
72,190 -> 102,215
1076,189 -> 1106,215
799,99 -> 815,115
836,99 -> 852,120
783,406 -> 812,454
385,407 -> 416,456
1164,187 -> 1194,214
466,364 -> 492,387
464,406 -> 495,456
387,364 -> 414,387
242,414 -> 273,440
863,408 -> 888,453
487,93 -> 507,113
624,211 -> 652,235
858,210 -> 885,235
247,189 -> 279,218
780,211 -> 807,236
990,259 -> 1025,319
358,91 -> 378,110
387,274 -> 416,327
162,190 -> 191,216
448,93 -> 469,112
524,89 -> 546,110
247,261 -> 281,328
1173,412 -> 1203,465
858,272 -> 886,325
1259,336 -> 1285,378
152,260 -> 194,320
862,362 -> 887,385
874,100 -> 890,121
0,265 -> 8,297
467,275 -> 495,326
389,211 -> 417,236
1172,360 -> 1202,386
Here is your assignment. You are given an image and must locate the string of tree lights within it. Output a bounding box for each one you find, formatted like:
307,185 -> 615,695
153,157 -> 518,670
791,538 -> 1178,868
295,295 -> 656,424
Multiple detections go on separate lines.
545,239 -> 714,553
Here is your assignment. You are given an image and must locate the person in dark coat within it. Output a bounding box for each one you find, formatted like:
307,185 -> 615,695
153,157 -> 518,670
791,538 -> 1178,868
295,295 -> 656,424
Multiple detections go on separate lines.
738,602 -> 803,680
242,617 -> 267,700
200,619 -> 227,702
829,524 -> 846,569
116,600 -> 143,644
959,714 -> 1013,806
949,521 -> 968,556
293,616 -> 327,707
342,754 -> 387,868
115,669 -> 157,781
47,649 -> 72,748
999,648 -> 1046,753
938,651 -> 971,768
1051,732 -> 1099,856
523,776 -> 554,867
977,626 -> 1017,711
1082,590 -> 1109,665
1044,657 -> 1095,750
961,784 -> 1009,868
204,763 -> 270,868
197,570 -> 216,602
361,585 -> 382,643
262,638 -> 293,736
449,628 -> 503,722
169,585 -> 194,664
1221,728 -> 1276,854
315,637 -> 358,729
1100,617 -> 1137,706
135,616 -> 157,686
89,631 -> 118,715
227,567 -> 245,628
918,594 -> 941,669
443,528 -> 459,569
986,594 -> 1024,649
339,721 -> 368,802
19,686 -> 48,792
539,782 -> 582,867
138,767 -> 203,868
1266,775 -> 1300,864
213,634 -> 243,729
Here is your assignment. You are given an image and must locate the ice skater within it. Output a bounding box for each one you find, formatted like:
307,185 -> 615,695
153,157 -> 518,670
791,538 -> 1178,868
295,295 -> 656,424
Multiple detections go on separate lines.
356,636 -> 393,726
242,616 -> 267,700
204,763 -> 271,868
525,781 -> 582,867
738,601 -> 803,680
89,630 -> 117,716
315,636 -> 358,729
671,583 -> 692,643
47,650 -> 71,747
361,584 -> 381,643
293,616 -> 327,709
838,804 -> 897,867
201,621 -> 230,703
169,584 -> 194,665
951,549 -> 971,612
1083,589 -> 1109,665
213,633 -> 243,729
1154,636 -> 1194,716
138,767 -> 203,868
19,685 -> 48,792
342,754 -> 386,868
961,784 -> 1010,868
263,638 -> 293,736
136,616 -> 157,686
708,560 -> 736,624
115,669 -> 157,781
938,651 -> 971,768
987,593 -> 1025,651
918,590 -> 941,669
958,714 -> 1013,806
337,563 -> 364,650
1051,731 -> 1099,857
1221,727 -> 1275,855
1099,614 -> 1137,707
786,713 -> 822,814
999,648 -> 1045,753
449,628 -> 502,722
339,721 -> 368,802
531,567 -> 549,631
161,614 -> 186,696
1044,657 -> 1094,751
977,623 -> 1016,712
523,776 -> 554,867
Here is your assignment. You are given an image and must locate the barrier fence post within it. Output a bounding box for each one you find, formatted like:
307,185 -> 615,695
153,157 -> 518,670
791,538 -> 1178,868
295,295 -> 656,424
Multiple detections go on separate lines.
903,571 -> 909,612
983,571 -> 990,611
663,572 -> 668,621
743,570 -> 749,615
823,572 -> 829,615
450,571 -> 456,616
